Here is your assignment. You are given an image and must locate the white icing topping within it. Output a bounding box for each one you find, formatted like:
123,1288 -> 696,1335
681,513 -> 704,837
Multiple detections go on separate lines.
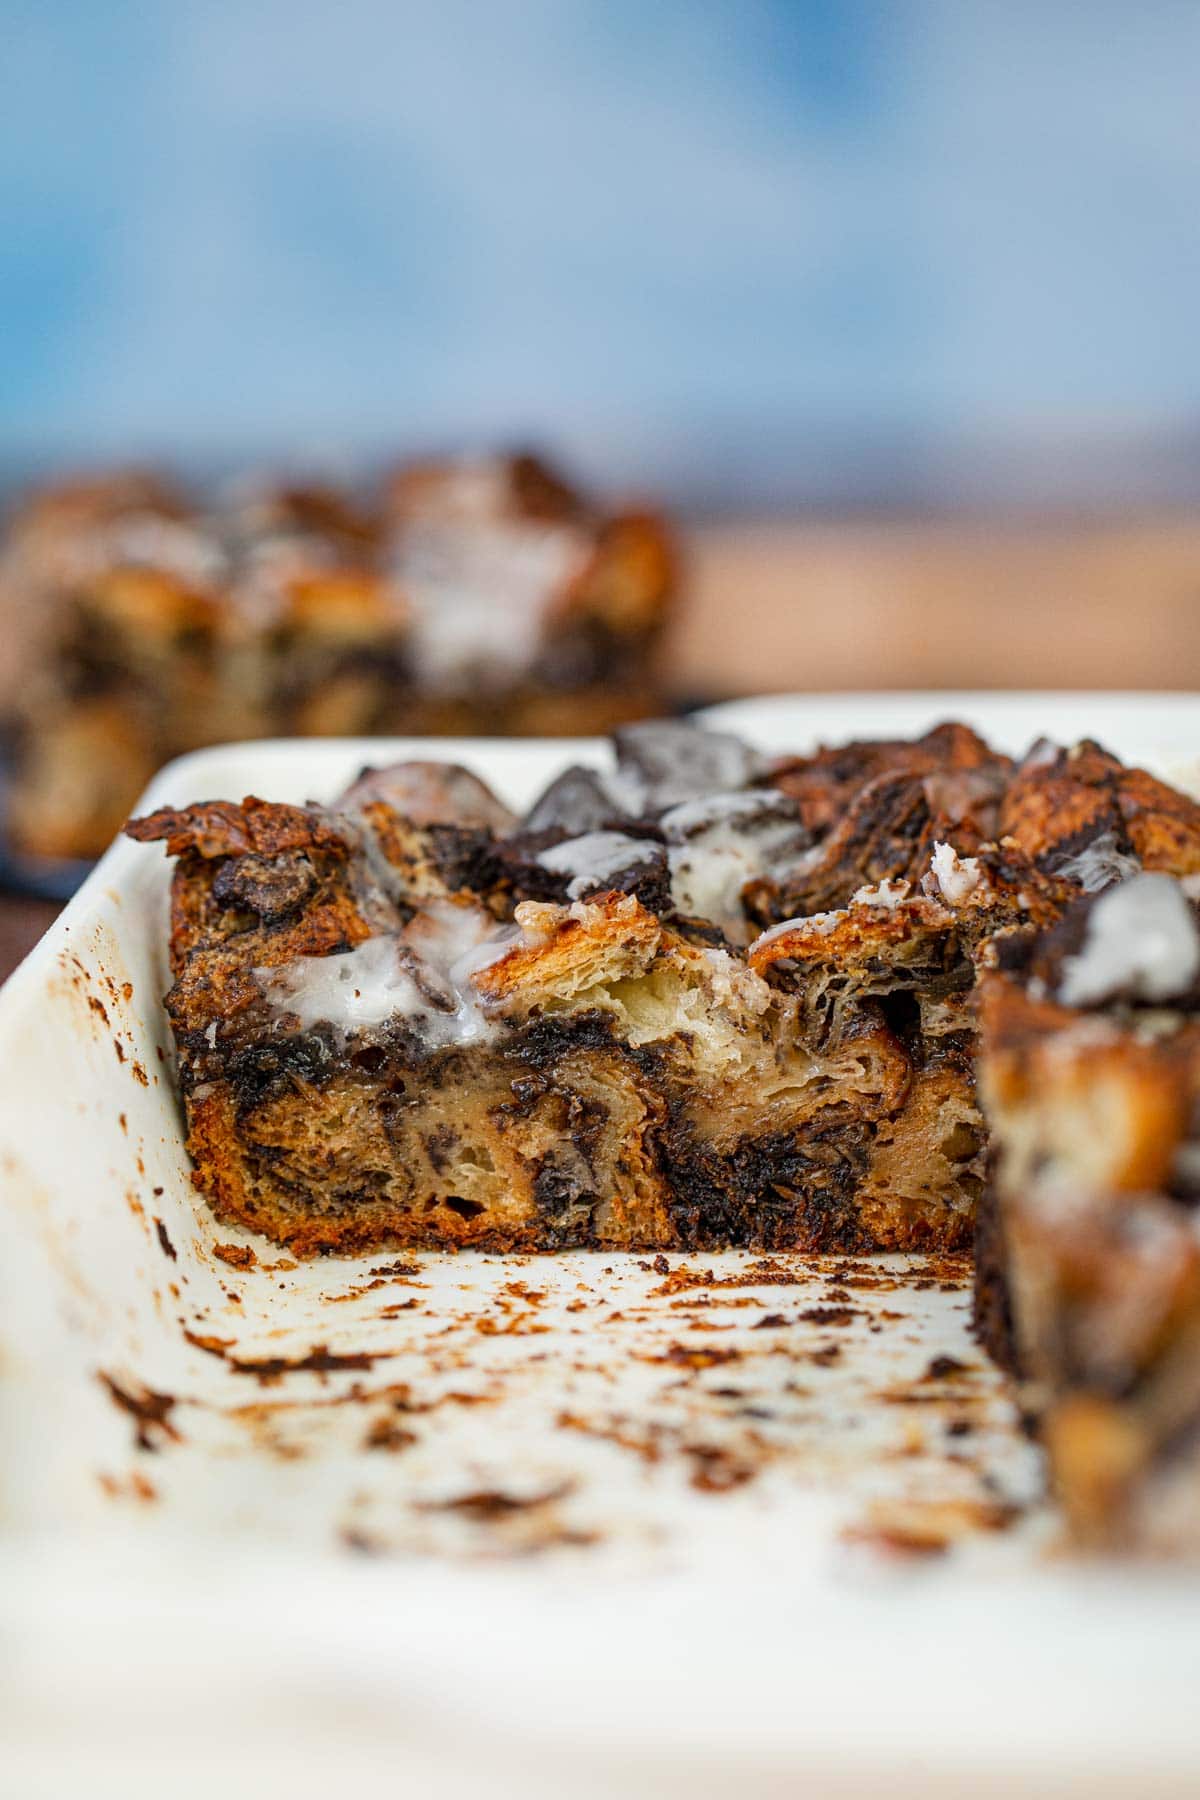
1182,873 -> 1200,901
537,831 -> 659,900
394,517 -> 590,688
667,843 -> 753,938
699,945 -> 774,1020
511,899 -> 563,947
747,911 -> 845,956
261,935 -> 444,1033
257,900 -> 515,1049
611,722 -> 767,814
658,790 -> 781,837
924,841 -> 983,906
1058,873 -> 1200,1008
659,790 -> 805,942
850,876 -> 912,909
405,897 -> 516,984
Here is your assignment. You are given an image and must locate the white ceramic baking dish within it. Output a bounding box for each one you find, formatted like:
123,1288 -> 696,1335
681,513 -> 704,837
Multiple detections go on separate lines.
2,694 -> 1199,1800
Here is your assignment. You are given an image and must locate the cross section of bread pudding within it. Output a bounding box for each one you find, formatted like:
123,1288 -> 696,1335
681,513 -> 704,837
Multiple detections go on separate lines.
127,718 -> 1200,1269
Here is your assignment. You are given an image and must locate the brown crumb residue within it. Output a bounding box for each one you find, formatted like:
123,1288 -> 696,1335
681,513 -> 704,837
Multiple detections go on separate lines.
843,1495 -> 1021,1558
185,1335 -> 392,1383
686,1444 -> 760,1493
98,1373 -> 180,1452
97,1469 -> 158,1503
474,1311 -> 549,1337
651,1342 -> 743,1370
341,1527 -> 383,1556
153,1218 -> 177,1261
363,1417 -> 419,1453
213,1241 -> 257,1269
649,1257 -> 809,1298
184,1329 -> 236,1356
557,1411 -> 663,1464
422,1482 -> 574,1521
502,1280 -> 547,1306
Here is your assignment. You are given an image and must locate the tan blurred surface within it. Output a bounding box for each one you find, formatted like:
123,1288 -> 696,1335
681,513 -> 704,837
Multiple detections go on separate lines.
674,517 -> 1200,695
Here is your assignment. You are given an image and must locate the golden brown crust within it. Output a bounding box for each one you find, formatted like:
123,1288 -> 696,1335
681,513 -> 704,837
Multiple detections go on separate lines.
767,765 -> 1009,918
1001,738 -> 1200,874
126,797 -> 351,862
748,895 -> 954,974
471,894 -> 664,1009
771,722 -> 1006,837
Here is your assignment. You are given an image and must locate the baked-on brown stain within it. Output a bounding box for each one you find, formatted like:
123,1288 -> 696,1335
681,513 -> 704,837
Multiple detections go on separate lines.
421,1483 -> 574,1520
183,1329 -> 391,1383
98,1372 -> 180,1452
212,1241 -> 258,1269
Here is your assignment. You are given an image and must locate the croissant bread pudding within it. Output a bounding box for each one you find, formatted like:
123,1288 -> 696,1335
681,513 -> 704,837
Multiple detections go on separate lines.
129,717 -> 1200,1549
2,454 -> 675,861
975,877 -> 1200,1552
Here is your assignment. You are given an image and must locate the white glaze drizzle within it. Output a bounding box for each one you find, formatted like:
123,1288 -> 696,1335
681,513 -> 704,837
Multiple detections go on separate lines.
1058,874 -> 1200,1008
537,831 -> 660,900
257,900 -> 519,1048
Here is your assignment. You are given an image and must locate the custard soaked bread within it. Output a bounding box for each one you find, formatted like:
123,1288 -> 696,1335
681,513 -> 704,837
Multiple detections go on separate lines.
128,718 -> 1200,1260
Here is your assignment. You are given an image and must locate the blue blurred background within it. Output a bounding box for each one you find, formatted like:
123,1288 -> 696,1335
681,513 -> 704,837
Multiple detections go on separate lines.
4,0 -> 1200,508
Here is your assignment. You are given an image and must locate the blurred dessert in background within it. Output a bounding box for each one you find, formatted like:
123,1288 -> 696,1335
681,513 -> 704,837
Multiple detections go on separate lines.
0,454 -> 676,861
